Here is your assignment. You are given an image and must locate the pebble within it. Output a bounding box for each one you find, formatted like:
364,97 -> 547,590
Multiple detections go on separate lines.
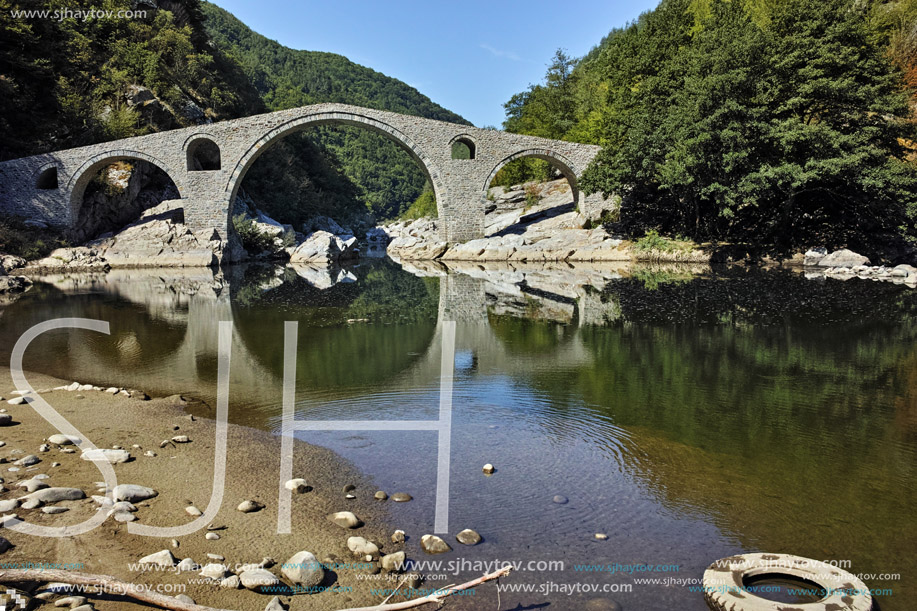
456,529 -> 482,545
48,433 -> 83,446
347,536 -> 379,557
172,435 -> 190,443
186,505 -> 203,517
343,484 -> 356,493
420,534 -> 452,555
284,478 -> 308,493
0,414 -> 11,426
14,454 -> 40,467
345,493 -> 356,500
41,506 -> 69,514
113,484 -> 158,502
239,568 -> 281,592
391,530 -> 405,543
206,553 -> 225,561
80,449 -> 131,464
330,511 -> 362,529
172,540 -> 181,548
381,551 -> 406,572
176,558 -> 198,572
483,463 -> 495,474
71,605 -> 93,611
38,444 -> 50,452
175,595 -> 195,605
138,549 -> 176,567
54,596 -> 87,607
260,557 -> 276,568
374,491 -> 388,501
200,563 -> 228,580
391,492 -> 413,502
112,512 -> 136,522
205,532 -> 220,540
595,533 -> 609,540
6,397 -> 28,405
52,462 -> 60,467
237,500 -> 264,513
281,550 -> 324,587
553,495 -> 569,504
144,451 -> 157,457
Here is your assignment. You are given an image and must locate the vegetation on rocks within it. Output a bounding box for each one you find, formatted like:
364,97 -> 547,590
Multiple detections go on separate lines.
503,0 -> 917,260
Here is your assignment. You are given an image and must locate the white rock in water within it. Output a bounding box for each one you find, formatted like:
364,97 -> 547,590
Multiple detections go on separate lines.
284,478 -> 309,493
113,484 -> 157,502
237,500 -> 264,513
281,550 -> 324,587
347,537 -> 379,557
200,563 -> 228,580
81,449 -> 131,464
329,511 -> 362,529
420,534 -> 452,555
239,568 -> 281,592
138,549 -> 176,567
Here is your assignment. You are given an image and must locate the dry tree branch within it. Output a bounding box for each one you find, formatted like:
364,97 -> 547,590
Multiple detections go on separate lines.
335,564 -> 514,611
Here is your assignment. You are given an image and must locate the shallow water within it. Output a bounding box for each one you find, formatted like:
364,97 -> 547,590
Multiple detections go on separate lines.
1,259 -> 914,610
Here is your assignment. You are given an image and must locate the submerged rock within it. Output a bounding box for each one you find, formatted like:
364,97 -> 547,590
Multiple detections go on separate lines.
456,529 -> 482,545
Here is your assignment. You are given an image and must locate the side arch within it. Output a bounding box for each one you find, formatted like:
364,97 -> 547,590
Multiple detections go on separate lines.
67,150 -> 185,224
482,149 -> 581,205
224,111 -> 448,219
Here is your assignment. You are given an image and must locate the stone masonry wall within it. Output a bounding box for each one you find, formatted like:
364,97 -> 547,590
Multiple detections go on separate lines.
0,103 -> 603,245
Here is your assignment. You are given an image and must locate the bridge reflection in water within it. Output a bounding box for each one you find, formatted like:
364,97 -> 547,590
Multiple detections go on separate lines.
1,259 -> 916,610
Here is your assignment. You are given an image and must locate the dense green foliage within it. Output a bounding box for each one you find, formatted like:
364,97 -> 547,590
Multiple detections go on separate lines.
400,187 -> 438,221
0,0 -> 469,229
201,1 -> 470,222
504,0 -> 917,259
0,0 -> 261,159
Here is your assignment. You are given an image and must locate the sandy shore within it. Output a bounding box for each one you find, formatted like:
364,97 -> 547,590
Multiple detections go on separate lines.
0,368 -> 406,611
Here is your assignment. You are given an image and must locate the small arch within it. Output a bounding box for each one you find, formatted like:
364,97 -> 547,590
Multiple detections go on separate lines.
36,166 -> 59,190
186,136 -> 221,171
450,136 -> 476,160
483,149 -> 580,205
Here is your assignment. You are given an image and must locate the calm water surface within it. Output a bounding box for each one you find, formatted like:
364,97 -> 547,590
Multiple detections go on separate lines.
1,259 -> 914,610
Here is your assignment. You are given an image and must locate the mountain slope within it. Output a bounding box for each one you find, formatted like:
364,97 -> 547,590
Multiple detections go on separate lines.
202,1 -> 471,221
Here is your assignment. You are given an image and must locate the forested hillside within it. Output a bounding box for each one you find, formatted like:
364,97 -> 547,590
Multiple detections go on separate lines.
0,0 -> 470,229
201,1 -> 471,223
503,0 -> 917,259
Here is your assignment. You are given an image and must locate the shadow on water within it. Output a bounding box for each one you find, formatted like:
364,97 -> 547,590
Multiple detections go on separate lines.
0,260 -> 914,609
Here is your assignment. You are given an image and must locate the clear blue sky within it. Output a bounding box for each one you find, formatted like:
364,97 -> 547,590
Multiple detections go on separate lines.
208,0 -> 661,127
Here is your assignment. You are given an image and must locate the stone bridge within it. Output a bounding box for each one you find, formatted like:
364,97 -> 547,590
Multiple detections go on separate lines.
0,103 -> 603,245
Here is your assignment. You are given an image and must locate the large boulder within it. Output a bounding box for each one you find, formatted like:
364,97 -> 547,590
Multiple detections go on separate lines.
804,247 -> 828,266
287,231 -> 358,264
251,210 -> 297,249
818,249 -> 869,268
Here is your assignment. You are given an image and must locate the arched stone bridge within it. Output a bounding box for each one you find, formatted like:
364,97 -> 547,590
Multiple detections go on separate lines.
0,103 -> 603,244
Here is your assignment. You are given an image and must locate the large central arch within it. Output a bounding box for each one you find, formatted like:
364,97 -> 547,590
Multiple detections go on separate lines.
225,110 -> 448,219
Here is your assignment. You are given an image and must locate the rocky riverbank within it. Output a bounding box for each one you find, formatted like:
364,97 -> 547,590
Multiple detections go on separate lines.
0,369 -> 435,611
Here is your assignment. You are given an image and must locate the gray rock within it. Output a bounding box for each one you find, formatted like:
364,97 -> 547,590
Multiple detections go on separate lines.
818,249 -> 869,268
176,557 -> 198,572
239,568 -> 281,592
113,484 -> 157,502
237,500 -> 264,513
391,530 -> 405,543
14,454 -> 39,466
803,247 -> 828,266
284,478 -> 308,493
80,449 -> 131,464
381,551 -> 406,572
330,511 -> 362,529
41,506 -> 69,515
456,529 -> 482,545
138,549 -> 176,567
391,492 -> 413,502
420,534 -> 452,555
17,478 -> 48,492
112,511 -> 136,522
25,487 -> 85,504
553,495 -> 569,504
281,550 -> 324,588
347,537 -> 379,557
374,491 -> 388,500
